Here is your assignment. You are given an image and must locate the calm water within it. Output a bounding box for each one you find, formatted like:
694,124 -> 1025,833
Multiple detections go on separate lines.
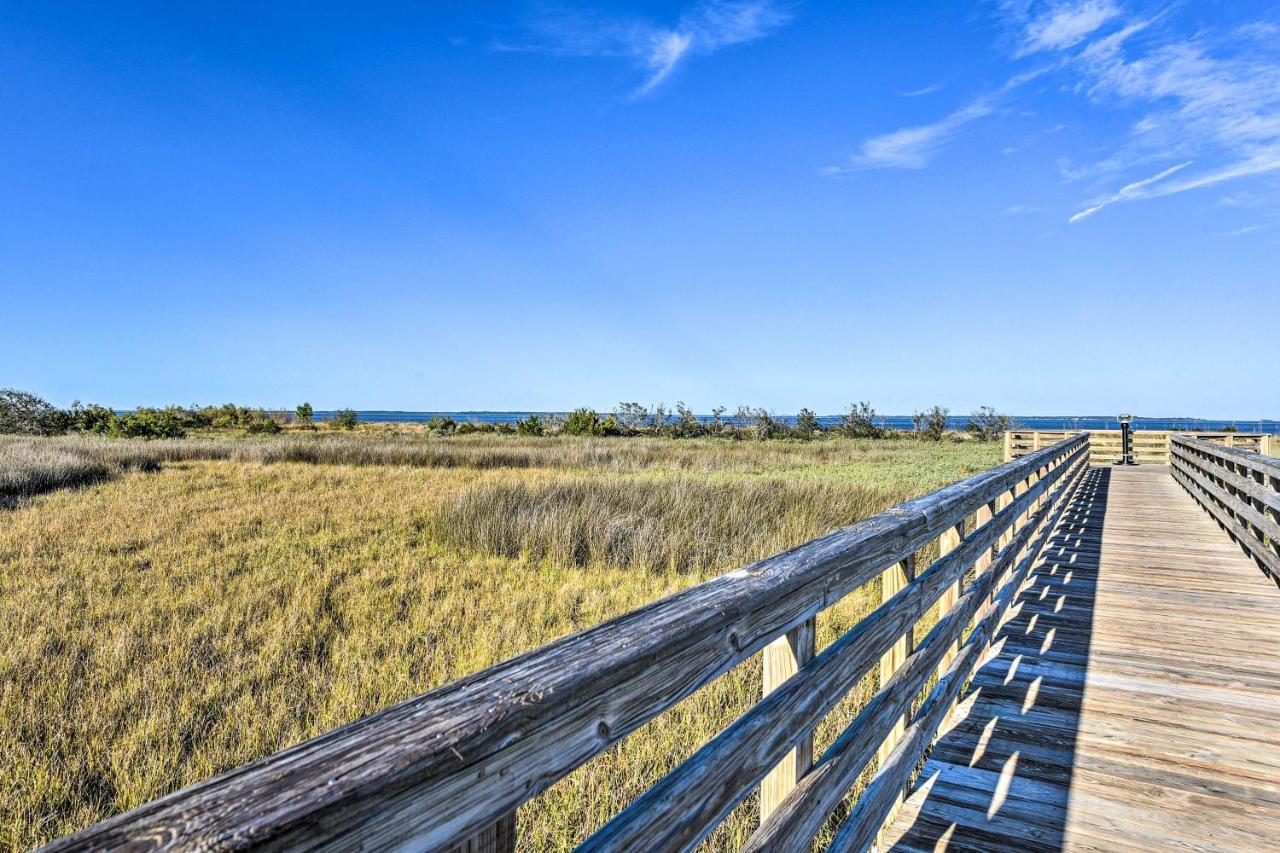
314,411 -> 1280,434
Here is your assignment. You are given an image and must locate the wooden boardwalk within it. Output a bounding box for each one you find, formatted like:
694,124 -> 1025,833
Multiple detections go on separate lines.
882,465 -> 1280,852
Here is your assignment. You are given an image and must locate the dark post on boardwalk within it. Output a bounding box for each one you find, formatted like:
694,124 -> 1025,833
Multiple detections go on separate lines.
2,2 -> 1278,852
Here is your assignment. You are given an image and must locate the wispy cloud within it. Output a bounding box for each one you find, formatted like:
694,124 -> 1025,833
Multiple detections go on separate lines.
507,1 -> 791,97
836,69 -> 1044,171
1014,0 -> 1121,56
1220,224 -> 1264,237
847,98 -> 997,170
901,82 -> 946,97
1068,160 -> 1192,221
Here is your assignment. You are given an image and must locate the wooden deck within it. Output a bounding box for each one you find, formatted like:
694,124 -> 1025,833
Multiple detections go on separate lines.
881,465 -> 1280,852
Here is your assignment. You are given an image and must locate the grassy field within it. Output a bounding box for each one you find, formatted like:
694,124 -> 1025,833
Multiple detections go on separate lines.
0,434 -> 1000,850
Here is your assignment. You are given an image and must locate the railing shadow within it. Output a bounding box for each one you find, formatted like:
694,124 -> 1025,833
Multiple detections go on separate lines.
886,467 -> 1109,851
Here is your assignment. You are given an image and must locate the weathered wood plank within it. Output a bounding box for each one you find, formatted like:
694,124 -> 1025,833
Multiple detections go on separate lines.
759,618 -> 815,821
881,464 -> 1280,853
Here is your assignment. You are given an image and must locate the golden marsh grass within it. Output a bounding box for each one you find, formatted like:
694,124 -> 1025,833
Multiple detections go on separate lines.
0,435 -> 999,849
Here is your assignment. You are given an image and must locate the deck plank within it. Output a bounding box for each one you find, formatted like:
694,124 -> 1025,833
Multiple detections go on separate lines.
879,465 -> 1280,852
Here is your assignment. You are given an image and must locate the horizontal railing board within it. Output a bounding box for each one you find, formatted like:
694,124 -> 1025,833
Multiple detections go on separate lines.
579,443 -> 1086,851
1172,435 -> 1280,584
48,437 -> 1085,852
743,454 -> 1086,852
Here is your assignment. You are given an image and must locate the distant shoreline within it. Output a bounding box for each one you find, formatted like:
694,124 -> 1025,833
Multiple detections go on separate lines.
290,412 -> 1279,433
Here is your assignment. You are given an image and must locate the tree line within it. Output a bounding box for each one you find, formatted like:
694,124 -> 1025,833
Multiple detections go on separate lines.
0,389 -> 1012,442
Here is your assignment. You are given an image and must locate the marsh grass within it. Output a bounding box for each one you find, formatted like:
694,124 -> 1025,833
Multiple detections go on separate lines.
430,476 -> 909,574
0,437 -> 999,849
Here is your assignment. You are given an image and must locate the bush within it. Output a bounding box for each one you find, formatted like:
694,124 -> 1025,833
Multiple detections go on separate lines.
919,406 -> 950,441
668,402 -> 705,439
516,414 -> 545,436
562,408 -> 604,437
839,401 -> 884,439
113,408 -> 188,438
794,408 -> 821,440
330,409 -> 358,430
295,402 -> 314,424
965,406 -> 1011,442
244,413 -> 283,435
69,402 -> 118,435
0,389 -> 70,436
427,416 -> 457,434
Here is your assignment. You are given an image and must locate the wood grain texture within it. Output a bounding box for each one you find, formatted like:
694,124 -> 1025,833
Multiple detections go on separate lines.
880,465 -> 1280,852
759,618 -> 816,821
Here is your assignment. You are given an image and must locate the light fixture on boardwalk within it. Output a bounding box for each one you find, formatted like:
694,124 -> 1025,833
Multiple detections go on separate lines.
1114,413 -> 1136,465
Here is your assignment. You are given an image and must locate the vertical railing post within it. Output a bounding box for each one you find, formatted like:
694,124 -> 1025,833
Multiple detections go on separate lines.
1262,435 -> 1273,457
875,554 -> 916,836
938,521 -> 965,670
1003,430 -> 1013,462
449,814 -> 516,853
760,617 -> 816,821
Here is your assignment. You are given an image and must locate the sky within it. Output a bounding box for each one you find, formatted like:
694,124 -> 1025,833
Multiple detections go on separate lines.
2,1 -> 1278,418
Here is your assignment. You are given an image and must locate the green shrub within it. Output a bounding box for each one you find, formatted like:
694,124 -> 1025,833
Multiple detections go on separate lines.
113,408 -> 188,438
562,408 -> 603,437
69,402 -> 118,435
330,409 -> 358,430
919,406 -> 949,441
244,413 -> 283,434
0,389 -> 70,436
964,406 -> 1011,442
668,402 -> 705,438
840,401 -> 884,439
295,402 -> 314,424
427,416 -> 457,434
516,414 -> 545,436
794,408 -> 821,440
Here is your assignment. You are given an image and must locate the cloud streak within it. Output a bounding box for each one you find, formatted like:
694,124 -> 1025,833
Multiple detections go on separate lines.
510,1 -> 791,97
1015,0 -> 1121,56
837,69 -> 1044,171
1068,160 -> 1192,221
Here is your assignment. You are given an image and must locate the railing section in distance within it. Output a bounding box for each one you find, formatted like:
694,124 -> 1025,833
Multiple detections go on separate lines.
1171,435 -> 1280,586
46,436 -> 1090,853
1006,429 -> 1272,465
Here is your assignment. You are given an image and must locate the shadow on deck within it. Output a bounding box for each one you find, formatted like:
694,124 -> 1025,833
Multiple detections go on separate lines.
884,468 -> 1109,851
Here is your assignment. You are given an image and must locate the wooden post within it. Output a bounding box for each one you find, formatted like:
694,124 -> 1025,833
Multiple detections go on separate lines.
1003,430 -> 1013,463
938,522 -> 965,670
760,617 -> 816,821
448,814 -> 516,853
1263,435 -> 1274,458
974,500 -> 998,617
875,555 -> 915,841
1032,431 -> 1042,451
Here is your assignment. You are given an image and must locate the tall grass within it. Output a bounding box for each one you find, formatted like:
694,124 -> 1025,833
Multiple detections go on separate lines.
7,432 -> 992,475
431,476 -> 910,574
0,439 -> 1000,849
0,444 -> 112,504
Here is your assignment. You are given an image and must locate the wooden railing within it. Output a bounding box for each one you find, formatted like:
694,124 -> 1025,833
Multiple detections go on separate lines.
1006,429 -> 1272,465
48,436 -> 1090,853
1171,435 -> 1280,585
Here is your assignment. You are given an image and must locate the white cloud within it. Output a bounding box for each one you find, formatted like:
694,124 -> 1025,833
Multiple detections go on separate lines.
510,1 -> 791,97
901,82 -> 946,97
837,69 -> 1045,171
850,98 -> 997,169
1016,0 -> 1121,56
1068,160 -> 1192,221
636,31 -> 695,96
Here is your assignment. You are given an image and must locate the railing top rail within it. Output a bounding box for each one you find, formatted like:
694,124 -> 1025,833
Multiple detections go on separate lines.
1173,434 -> 1280,476
48,435 -> 1086,852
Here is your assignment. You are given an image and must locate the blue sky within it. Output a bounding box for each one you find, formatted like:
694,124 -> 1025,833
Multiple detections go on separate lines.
3,1 -> 1277,417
